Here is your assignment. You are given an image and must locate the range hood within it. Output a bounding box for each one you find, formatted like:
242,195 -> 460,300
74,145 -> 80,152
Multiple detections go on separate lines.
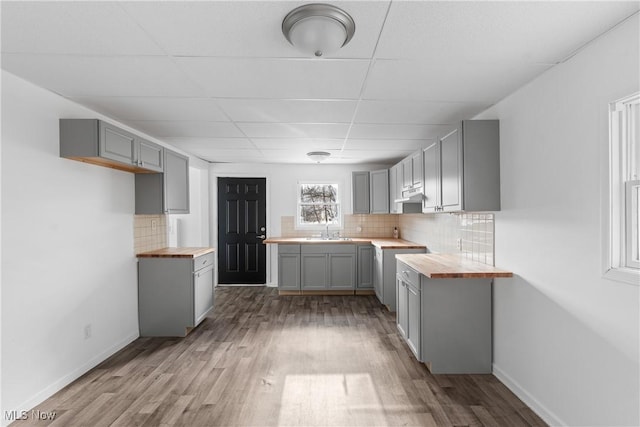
394,186 -> 424,203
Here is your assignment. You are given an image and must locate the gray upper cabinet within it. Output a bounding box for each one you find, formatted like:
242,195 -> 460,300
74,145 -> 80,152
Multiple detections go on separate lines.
369,169 -> 389,214
60,119 -> 163,173
135,149 -> 190,214
389,164 -> 399,214
352,171 -> 370,214
423,120 -> 501,213
401,151 -> 423,191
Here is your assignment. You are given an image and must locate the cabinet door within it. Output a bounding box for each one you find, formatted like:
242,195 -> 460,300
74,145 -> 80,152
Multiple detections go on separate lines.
278,253 -> 301,290
422,142 -> 440,213
440,128 -> 462,211
407,282 -> 421,359
164,150 -> 190,214
352,171 -> 370,214
193,265 -> 214,326
370,169 -> 389,214
357,246 -> 374,289
389,164 -> 398,213
328,253 -> 356,289
301,254 -> 327,289
396,277 -> 408,338
373,248 -> 383,302
401,157 -> 412,189
411,151 -> 423,188
137,139 -> 164,172
99,122 -> 135,165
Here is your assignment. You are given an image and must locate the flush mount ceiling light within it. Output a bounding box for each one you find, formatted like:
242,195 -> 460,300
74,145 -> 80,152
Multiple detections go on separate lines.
307,151 -> 331,163
282,3 -> 355,57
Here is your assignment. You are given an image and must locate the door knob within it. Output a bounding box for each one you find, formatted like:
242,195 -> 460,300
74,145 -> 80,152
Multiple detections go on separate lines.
258,234 -> 266,239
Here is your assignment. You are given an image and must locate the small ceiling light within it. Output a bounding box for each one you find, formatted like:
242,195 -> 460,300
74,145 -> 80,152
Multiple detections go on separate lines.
307,151 -> 331,163
282,3 -> 355,57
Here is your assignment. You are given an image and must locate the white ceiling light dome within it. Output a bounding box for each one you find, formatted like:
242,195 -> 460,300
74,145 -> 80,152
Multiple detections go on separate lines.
282,3 -> 356,57
307,151 -> 331,163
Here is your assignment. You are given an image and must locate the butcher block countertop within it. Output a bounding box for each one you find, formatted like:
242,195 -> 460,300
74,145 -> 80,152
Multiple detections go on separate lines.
263,237 -> 425,249
137,247 -> 215,258
396,253 -> 513,279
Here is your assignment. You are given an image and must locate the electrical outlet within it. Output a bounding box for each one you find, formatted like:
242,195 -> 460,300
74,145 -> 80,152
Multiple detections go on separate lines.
84,324 -> 92,340
456,238 -> 462,251
151,220 -> 157,232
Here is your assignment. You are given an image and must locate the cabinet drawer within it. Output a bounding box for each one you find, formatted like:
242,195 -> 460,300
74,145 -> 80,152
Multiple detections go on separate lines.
278,244 -> 301,254
397,261 -> 419,287
194,252 -> 215,272
301,244 -> 356,254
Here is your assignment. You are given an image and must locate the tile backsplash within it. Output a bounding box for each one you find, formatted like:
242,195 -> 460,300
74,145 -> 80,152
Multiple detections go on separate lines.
280,212 -> 495,265
399,212 -> 495,265
134,215 -> 167,253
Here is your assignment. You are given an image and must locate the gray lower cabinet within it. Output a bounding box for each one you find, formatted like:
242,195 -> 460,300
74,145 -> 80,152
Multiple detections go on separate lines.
138,252 -> 215,337
423,120 -> 501,213
60,119 -> 163,173
396,260 -> 492,374
278,245 -> 301,291
373,247 -> 425,311
356,245 -> 374,290
301,244 -> 356,290
135,149 -> 190,214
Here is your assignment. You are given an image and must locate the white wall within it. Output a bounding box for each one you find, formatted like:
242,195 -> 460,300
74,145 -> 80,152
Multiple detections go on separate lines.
210,162 -> 388,285
0,71 -> 210,425
475,15 -> 640,426
171,162 -> 210,248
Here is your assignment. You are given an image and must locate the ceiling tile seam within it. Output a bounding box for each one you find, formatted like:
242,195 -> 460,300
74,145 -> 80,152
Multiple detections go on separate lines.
171,55 -> 372,62
339,0 -> 394,155
115,2 -> 266,159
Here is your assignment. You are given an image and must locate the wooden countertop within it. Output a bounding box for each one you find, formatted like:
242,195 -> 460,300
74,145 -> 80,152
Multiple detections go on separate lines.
263,237 -> 425,249
137,247 -> 215,258
396,253 -> 513,279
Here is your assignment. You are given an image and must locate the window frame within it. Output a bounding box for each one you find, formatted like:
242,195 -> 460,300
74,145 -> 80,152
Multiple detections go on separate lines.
604,92 -> 640,285
295,181 -> 342,230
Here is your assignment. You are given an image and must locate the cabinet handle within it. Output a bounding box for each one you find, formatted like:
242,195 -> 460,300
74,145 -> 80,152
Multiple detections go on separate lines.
403,270 -> 409,276
202,259 -> 207,264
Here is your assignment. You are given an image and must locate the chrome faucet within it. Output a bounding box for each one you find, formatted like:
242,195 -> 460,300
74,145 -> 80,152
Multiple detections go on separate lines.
324,224 -> 330,239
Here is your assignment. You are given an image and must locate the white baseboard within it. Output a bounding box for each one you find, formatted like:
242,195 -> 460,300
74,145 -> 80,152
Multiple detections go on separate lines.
493,363 -> 565,426
2,331 -> 139,427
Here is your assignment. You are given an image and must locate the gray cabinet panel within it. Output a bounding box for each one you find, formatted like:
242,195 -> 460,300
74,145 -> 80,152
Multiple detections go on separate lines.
352,171 -> 370,214
401,157 -> 412,189
407,282 -> 421,359
370,169 -> 389,214
423,142 -> 440,212
421,277 -> 492,374
279,253 -> 301,290
164,150 -> 189,214
135,149 -> 189,214
138,254 -> 214,337
138,138 -> 164,172
396,277 -> 408,338
440,128 -> 462,210
301,254 -> 328,290
374,247 -> 383,300
357,245 -> 374,289
100,122 -> 136,165
411,151 -> 423,188
328,253 -> 356,289
374,247 -> 425,311
389,164 -> 398,213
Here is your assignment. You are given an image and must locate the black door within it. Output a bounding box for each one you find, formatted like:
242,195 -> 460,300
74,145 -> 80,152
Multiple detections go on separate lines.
217,178 -> 267,284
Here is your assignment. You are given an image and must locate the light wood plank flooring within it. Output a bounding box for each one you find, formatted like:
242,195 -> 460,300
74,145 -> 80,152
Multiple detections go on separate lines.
15,287 -> 547,426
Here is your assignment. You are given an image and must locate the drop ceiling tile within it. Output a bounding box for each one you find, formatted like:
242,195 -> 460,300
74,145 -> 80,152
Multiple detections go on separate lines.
176,57 -> 369,99
344,139 -> 429,151
376,2 -> 639,63
251,138 -> 344,150
217,99 -> 357,123
71,97 -> 229,122
363,59 -> 552,103
162,138 -> 256,151
1,54 -> 201,97
125,121 -> 243,138
355,100 -> 487,125
349,123 -> 454,140
122,1 -> 390,59
184,148 -> 263,164
336,149 -> 413,164
1,2 -> 163,55
238,123 -> 350,139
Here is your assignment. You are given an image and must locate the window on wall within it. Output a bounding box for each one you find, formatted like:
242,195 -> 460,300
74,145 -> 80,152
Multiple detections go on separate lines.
606,92 -> 640,284
297,182 -> 341,228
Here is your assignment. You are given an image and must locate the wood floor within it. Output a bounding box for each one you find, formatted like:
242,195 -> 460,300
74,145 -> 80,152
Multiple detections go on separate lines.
17,287 -> 547,427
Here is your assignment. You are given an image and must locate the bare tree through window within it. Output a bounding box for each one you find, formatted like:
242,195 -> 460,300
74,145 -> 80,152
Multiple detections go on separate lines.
298,183 -> 340,225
